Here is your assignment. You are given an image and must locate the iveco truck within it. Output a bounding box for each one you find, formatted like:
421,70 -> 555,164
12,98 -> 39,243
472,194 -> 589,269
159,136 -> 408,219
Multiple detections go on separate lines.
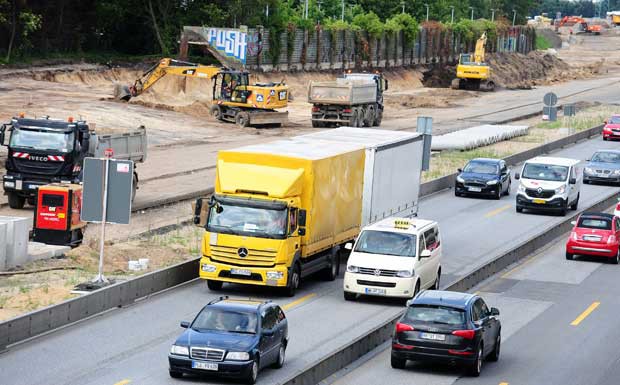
1,115 -> 147,209
194,127 -> 430,296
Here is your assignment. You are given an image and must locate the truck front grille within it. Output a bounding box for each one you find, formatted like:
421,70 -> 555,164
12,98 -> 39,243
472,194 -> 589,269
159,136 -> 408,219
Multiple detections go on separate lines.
210,245 -> 277,267
525,188 -> 554,198
13,158 -> 64,175
190,347 -> 225,361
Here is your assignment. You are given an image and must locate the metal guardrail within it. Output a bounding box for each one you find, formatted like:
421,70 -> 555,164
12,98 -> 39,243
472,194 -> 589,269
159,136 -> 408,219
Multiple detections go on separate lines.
0,123 -> 605,352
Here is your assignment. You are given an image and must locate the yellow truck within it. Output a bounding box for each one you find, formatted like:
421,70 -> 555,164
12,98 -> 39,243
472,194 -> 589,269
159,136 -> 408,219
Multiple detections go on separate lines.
194,127 -> 429,296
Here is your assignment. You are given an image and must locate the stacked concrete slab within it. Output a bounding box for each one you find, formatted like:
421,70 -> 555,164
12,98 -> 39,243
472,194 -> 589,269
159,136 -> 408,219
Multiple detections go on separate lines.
0,216 -> 30,270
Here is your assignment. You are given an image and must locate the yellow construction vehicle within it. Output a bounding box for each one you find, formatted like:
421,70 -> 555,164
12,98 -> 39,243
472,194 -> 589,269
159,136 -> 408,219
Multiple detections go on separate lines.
451,32 -> 495,92
115,58 -> 289,127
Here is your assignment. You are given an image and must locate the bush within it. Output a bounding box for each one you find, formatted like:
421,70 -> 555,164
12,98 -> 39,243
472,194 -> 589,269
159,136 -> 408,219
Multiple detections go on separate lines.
536,35 -> 552,50
388,13 -> 420,42
352,11 -> 384,38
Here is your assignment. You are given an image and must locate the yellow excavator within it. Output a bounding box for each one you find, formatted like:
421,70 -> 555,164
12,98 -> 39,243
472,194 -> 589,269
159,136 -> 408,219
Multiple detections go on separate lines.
115,58 -> 289,127
451,32 -> 495,92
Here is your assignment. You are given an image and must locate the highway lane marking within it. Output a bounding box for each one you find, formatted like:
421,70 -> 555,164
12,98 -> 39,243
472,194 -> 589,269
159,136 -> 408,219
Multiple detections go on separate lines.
484,204 -> 512,218
113,380 -> 131,385
571,301 -> 600,326
282,293 -> 316,310
499,382 -> 509,385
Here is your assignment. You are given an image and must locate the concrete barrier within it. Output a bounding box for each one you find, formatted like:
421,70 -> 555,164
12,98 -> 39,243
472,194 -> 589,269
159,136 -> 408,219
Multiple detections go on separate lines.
0,216 -> 29,270
0,123 -> 605,351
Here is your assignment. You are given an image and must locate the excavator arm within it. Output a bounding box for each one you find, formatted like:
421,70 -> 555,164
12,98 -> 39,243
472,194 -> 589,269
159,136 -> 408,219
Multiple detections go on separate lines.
473,32 -> 487,64
115,58 -> 223,101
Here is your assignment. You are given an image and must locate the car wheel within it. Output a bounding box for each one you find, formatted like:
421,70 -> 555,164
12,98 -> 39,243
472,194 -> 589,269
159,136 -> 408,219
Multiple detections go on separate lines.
494,185 -> 502,200
516,206 -> 523,213
344,291 -> 357,301
273,343 -> 286,368
412,280 -> 421,298
505,180 -> 511,196
455,188 -> 460,197
169,369 -> 183,378
566,252 -> 573,260
246,358 -> 259,384
285,264 -> 301,297
570,194 -> 579,210
431,269 -> 441,290
468,344 -> 483,377
584,180 -> 590,184
488,333 -> 501,362
604,136 -> 608,141
391,355 -> 407,369
612,250 -> 620,265
207,280 -> 223,291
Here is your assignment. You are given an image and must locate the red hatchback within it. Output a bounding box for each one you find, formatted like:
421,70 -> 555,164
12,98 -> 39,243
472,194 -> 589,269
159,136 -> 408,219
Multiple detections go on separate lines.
566,212 -> 620,263
602,115 -> 620,141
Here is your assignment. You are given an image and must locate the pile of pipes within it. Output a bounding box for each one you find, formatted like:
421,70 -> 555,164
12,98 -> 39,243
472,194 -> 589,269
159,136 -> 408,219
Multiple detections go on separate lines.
431,124 -> 529,151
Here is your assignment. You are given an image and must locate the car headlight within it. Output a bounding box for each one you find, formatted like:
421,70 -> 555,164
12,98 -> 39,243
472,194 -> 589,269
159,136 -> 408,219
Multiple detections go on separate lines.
170,345 -> 189,356
266,271 -> 284,280
201,264 -> 216,272
614,170 -> 620,175
518,184 -> 526,193
456,176 -> 465,183
226,351 -> 250,361
3,181 -> 14,188
396,270 -> 414,278
555,185 -> 566,195
486,180 -> 498,185
346,265 -> 359,273
584,167 -> 594,175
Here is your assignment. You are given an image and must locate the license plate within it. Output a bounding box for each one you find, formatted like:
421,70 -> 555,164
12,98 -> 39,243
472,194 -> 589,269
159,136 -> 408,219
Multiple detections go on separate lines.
468,187 -> 482,192
192,361 -> 218,371
583,235 -> 601,242
420,332 -> 446,341
230,268 -> 251,276
532,199 -> 546,204
15,180 -> 22,190
365,287 -> 386,295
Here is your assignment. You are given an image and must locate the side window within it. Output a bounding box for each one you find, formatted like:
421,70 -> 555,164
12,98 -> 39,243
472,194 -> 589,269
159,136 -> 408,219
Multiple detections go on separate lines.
261,307 -> 277,330
500,161 -> 507,173
471,299 -> 483,321
289,208 -> 298,235
423,228 -> 437,251
434,227 -> 441,247
479,299 -> 490,318
276,306 -> 286,323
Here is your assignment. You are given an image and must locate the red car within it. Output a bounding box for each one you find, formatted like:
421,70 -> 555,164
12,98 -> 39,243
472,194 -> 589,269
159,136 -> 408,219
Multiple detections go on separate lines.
602,115 -> 620,141
566,212 -> 620,263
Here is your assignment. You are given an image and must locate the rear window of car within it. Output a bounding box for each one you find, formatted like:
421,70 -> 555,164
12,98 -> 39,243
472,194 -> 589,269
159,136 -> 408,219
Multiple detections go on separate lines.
404,305 -> 466,326
578,217 -> 612,230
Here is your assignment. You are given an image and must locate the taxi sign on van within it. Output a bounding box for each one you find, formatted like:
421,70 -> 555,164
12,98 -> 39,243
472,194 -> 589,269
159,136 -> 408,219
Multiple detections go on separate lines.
394,219 -> 410,229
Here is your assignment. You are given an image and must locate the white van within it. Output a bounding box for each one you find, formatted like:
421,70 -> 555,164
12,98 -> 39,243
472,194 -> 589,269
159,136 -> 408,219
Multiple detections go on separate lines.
343,218 -> 441,301
515,156 -> 581,215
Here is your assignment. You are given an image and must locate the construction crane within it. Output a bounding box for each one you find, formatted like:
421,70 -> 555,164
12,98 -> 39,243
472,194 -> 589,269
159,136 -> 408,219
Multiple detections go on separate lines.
451,32 -> 495,92
114,58 -> 289,128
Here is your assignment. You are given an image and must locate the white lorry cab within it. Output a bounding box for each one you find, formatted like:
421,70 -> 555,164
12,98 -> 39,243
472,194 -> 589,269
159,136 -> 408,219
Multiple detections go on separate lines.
515,156 -> 582,216
343,218 -> 441,301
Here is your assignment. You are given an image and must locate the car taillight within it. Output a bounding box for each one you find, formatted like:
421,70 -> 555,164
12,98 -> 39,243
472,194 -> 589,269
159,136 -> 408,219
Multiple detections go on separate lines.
608,235 -> 617,244
448,349 -> 475,356
395,323 -> 414,333
571,231 -> 578,241
452,329 -> 475,340
392,342 -> 414,350
616,203 -> 620,211
312,106 -> 320,112
343,108 -> 352,113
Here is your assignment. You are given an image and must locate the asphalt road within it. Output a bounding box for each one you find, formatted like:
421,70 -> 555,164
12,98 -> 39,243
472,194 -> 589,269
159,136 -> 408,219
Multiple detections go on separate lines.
327,221 -> 620,385
3,124 -> 620,385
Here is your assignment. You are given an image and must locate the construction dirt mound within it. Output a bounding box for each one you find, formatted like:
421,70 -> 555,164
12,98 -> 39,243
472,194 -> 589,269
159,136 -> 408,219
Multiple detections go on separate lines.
423,51 -> 602,90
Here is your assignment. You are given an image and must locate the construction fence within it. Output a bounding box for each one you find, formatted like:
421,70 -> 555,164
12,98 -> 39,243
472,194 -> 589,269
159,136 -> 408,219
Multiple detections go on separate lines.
181,25 -> 536,72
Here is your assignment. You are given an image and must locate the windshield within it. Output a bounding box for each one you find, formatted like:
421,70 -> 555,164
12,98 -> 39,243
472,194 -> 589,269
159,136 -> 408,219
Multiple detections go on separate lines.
522,163 -> 568,182
207,201 -> 287,239
463,161 -> 499,175
578,217 -> 612,230
405,305 -> 466,326
354,230 -> 416,257
10,128 -> 74,153
591,151 -> 620,164
609,116 -> 620,124
192,308 -> 257,334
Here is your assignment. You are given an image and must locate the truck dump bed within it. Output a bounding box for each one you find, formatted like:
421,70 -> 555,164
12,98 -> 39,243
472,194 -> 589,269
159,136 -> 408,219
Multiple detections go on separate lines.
299,127 -> 424,226
308,78 -> 377,105
90,126 -> 147,162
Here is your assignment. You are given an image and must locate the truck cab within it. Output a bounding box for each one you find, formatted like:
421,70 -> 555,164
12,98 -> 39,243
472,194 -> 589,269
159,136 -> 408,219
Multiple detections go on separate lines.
1,116 -> 90,209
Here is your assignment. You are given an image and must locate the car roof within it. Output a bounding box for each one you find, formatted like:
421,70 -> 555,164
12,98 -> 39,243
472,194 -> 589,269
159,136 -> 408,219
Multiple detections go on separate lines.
592,149 -> 620,154
580,212 -> 615,220
411,290 -> 476,309
208,298 -> 269,312
363,217 -> 436,235
468,157 -> 501,164
525,156 -> 580,167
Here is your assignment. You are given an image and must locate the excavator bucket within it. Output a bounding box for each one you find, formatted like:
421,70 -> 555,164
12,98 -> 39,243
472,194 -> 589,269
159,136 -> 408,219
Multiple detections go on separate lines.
113,83 -> 133,101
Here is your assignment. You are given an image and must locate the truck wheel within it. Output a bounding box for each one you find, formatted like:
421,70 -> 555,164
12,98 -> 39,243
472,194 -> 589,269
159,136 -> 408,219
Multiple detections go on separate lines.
235,112 -> 250,127
349,110 -> 358,127
210,105 -> 223,121
8,193 -> 25,209
311,120 -> 324,128
322,248 -> 340,281
27,197 -> 36,206
285,264 -> 301,297
207,280 -> 223,291
374,109 -> 383,126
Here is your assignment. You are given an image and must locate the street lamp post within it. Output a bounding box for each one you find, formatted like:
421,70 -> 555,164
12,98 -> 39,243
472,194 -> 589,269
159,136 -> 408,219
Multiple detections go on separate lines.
512,9 -> 517,26
491,9 -> 496,22
341,0 -> 345,21
401,0 -> 405,14
424,3 -> 429,21
450,6 -> 455,23
469,6 -> 474,20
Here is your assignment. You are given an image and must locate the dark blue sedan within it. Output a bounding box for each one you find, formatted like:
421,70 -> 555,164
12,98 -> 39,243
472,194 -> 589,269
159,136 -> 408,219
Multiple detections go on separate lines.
455,158 -> 511,199
169,297 -> 288,384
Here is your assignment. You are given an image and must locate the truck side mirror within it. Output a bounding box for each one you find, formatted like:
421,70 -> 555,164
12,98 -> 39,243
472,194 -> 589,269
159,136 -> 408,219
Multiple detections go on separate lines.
81,132 -> 90,154
569,177 -> 576,184
192,198 -> 208,227
298,228 -> 306,236
298,209 -> 307,227
344,242 -> 353,250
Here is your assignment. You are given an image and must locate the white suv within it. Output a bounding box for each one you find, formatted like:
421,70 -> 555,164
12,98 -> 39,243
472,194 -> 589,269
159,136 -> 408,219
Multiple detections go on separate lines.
343,217 -> 441,301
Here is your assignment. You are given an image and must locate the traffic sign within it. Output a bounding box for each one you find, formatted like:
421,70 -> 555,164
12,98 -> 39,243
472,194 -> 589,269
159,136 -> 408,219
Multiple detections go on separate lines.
81,157 -> 133,224
543,92 -> 558,106
104,148 -> 114,158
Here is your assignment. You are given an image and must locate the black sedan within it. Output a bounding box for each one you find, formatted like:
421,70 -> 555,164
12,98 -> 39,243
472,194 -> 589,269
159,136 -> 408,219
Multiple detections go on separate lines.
169,297 -> 288,384
455,158 -> 511,199
391,290 -> 501,377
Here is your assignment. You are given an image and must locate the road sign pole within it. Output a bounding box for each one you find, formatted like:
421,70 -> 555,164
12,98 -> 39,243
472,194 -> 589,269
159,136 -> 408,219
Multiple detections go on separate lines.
93,149 -> 113,284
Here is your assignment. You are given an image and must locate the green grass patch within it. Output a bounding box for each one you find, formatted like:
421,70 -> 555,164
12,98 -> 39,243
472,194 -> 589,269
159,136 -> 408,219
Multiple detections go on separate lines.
536,35 -> 552,50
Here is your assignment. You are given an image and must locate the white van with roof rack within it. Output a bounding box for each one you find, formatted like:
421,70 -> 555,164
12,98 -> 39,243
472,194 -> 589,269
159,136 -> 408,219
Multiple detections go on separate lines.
343,217 -> 441,301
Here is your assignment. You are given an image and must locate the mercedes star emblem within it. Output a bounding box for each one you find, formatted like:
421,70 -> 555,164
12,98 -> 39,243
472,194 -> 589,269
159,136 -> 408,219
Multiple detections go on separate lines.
237,247 -> 249,258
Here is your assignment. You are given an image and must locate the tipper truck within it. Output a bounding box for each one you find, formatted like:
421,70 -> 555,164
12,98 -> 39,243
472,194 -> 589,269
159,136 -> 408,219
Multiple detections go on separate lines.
308,73 -> 387,128
1,115 -> 147,209
194,127 -> 429,296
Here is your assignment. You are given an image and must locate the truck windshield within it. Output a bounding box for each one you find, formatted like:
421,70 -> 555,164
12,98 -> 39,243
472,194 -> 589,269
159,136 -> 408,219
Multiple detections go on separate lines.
522,163 -> 568,182
10,128 -> 74,153
207,202 -> 287,239
354,230 -> 417,257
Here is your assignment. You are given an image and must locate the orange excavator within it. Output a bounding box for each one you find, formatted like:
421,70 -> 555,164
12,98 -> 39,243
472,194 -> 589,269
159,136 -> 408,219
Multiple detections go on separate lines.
559,16 -> 601,35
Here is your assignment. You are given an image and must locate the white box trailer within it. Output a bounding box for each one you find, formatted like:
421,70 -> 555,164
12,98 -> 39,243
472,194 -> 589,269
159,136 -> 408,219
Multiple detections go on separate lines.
298,127 -> 424,227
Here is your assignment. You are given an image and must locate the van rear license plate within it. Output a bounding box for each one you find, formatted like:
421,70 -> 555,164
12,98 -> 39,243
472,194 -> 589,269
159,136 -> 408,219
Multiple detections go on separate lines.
192,361 -> 218,371
468,187 -> 482,192
365,287 -> 386,295
533,199 -> 546,204
230,268 -> 251,276
420,332 -> 445,341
